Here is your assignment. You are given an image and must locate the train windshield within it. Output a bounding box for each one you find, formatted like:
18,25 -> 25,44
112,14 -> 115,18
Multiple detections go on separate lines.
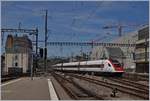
111,60 -> 121,67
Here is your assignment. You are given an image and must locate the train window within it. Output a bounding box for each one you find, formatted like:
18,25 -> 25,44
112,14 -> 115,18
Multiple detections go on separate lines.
111,59 -> 119,63
115,63 -> 121,67
100,64 -> 104,68
108,63 -> 111,67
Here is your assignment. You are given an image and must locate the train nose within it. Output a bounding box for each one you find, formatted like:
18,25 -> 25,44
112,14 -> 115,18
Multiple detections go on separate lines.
114,65 -> 124,71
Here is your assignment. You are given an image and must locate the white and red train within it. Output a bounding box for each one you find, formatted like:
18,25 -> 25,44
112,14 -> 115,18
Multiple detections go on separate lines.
53,59 -> 124,76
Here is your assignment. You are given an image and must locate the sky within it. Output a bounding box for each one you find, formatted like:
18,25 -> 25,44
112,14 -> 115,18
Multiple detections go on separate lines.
1,1 -> 149,57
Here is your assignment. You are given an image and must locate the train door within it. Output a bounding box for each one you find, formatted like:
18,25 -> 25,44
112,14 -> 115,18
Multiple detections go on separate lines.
61,63 -> 63,71
78,62 -> 80,72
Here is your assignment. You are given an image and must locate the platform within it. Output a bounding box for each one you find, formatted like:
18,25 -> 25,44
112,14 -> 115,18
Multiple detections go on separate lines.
1,77 -> 58,100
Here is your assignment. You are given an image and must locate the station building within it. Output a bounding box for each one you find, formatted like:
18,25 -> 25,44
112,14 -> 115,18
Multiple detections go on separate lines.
91,24 -> 149,73
91,46 -> 125,63
135,25 -> 149,73
90,29 -> 138,71
111,31 -> 138,71
4,34 -> 32,74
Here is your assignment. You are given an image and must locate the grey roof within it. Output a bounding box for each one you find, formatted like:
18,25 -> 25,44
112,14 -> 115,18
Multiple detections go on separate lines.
106,47 -> 125,59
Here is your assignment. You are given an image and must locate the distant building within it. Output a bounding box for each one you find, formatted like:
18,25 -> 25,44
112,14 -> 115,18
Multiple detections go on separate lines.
91,30 -> 138,71
91,46 -> 125,63
135,25 -> 149,73
112,31 -> 138,71
5,34 -> 32,74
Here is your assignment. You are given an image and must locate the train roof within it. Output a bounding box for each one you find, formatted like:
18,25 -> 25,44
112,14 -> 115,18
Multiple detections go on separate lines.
63,61 -> 79,66
54,59 -> 107,66
86,60 -> 105,65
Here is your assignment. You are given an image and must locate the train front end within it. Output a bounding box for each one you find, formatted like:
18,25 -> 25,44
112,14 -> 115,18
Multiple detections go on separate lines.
108,59 -> 124,76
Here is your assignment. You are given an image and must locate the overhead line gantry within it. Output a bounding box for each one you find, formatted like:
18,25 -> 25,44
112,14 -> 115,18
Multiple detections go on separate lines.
32,41 -> 136,47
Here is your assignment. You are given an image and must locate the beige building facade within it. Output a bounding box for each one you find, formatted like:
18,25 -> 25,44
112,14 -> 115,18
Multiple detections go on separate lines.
5,34 -> 32,74
135,25 -> 149,73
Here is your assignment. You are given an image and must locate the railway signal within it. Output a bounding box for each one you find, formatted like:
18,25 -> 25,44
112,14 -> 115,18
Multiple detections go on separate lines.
44,48 -> 47,60
39,48 -> 44,58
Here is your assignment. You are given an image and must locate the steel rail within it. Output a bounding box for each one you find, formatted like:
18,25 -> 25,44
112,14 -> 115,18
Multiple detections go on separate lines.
68,74 -> 149,100
106,77 -> 149,91
53,73 -> 104,100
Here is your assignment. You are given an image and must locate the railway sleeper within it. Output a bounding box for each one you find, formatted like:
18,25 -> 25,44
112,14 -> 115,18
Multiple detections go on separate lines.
105,78 -> 149,92
70,74 -> 149,100
71,74 -> 148,94
53,73 -> 104,100
71,79 -> 105,100
53,74 -> 78,100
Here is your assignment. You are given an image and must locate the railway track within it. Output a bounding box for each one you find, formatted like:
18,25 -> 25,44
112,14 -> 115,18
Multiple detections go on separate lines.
52,73 -> 105,100
1,74 -> 19,82
123,73 -> 149,81
1,77 -> 18,82
1,73 -> 28,82
105,77 -> 149,92
65,73 -> 149,100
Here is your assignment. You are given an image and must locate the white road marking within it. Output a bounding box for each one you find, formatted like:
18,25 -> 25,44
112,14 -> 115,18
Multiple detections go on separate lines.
1,78 -> 22,87
47,79 -> 59,100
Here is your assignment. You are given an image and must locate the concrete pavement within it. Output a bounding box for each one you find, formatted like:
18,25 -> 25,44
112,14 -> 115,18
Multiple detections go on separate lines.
1,77 -> 55,100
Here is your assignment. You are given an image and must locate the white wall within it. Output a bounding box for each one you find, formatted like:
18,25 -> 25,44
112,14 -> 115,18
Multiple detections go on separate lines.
5,53 -> 31,73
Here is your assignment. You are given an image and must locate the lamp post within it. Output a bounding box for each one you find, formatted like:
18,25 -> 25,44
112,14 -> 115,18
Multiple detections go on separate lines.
29,28 -> 38,76
35,28 -> 38,74
44,10 -> 48,74
31,51 -> 34,80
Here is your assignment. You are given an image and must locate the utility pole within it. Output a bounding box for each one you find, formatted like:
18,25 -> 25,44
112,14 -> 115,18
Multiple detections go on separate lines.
44,10 -> 48,74
35,28 -> 38,74
1,31 -> 4,46
118,25 -> 122,37
80,46 -> 83,61
71,52 -> 74,62
31,51 -> 34,80
18,22 -> 21,29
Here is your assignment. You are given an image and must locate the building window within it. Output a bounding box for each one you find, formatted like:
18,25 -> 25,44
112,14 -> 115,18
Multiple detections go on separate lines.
15,55 -> 18,60
138,27 -> 149,40
15,62 -> 18,67
108,63 -> 111,67
15,62 -> 18,66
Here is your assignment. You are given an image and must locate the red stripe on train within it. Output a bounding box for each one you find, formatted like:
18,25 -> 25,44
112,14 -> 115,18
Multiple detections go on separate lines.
108,59 -> 124,72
